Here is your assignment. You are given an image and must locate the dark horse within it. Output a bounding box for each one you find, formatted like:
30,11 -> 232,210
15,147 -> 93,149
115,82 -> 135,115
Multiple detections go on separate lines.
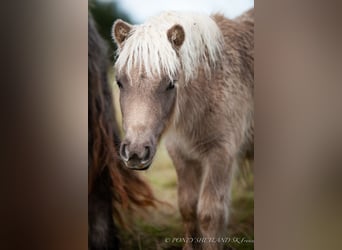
88,15 -> 155,250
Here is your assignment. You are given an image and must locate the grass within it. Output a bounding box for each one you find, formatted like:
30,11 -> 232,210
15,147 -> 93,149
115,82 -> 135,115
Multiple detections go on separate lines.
110,72 -> 254,249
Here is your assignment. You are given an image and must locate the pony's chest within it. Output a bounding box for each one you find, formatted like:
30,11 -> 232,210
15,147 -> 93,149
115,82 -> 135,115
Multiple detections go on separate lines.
164,129 -> 202,160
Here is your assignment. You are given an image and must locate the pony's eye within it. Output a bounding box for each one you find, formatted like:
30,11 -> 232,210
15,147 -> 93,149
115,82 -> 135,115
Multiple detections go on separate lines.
116,81 -> 123,89
166,80 -> 176,91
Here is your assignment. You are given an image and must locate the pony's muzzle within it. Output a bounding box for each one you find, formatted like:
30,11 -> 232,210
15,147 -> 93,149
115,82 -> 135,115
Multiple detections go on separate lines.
119,140 -> 154,170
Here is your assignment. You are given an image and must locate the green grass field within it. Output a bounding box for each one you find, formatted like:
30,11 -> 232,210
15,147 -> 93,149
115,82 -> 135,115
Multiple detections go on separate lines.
111,74 -> 254,250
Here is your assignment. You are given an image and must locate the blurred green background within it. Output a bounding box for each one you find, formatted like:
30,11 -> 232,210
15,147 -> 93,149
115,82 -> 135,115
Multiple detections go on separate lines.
89,1 -> 254,249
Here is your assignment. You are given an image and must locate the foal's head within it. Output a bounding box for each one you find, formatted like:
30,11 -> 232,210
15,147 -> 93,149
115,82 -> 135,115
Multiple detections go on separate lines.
112,19 -> 185,170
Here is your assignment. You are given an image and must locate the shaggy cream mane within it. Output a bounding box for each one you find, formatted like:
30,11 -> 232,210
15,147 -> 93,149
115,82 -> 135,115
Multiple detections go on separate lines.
115,11 -> 224,82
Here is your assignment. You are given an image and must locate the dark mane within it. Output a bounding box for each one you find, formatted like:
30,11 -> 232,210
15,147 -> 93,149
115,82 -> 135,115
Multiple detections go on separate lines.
88,14 -> 156,249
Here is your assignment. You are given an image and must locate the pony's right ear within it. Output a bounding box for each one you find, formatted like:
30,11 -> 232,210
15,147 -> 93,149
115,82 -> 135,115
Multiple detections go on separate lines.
167,24 -> 185,50
112,19 -> 133,47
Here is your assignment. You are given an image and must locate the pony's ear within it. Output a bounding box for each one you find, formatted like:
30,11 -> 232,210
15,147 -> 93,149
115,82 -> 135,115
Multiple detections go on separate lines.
112,19 -> 133,47
167,24 -> 185,50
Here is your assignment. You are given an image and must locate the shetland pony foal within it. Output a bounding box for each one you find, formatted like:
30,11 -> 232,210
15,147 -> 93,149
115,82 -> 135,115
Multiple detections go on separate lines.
88,16 -> 155,250
112,9 -> 254,250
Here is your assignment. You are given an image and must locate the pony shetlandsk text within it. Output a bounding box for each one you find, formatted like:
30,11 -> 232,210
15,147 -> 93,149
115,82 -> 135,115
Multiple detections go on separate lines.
112,9 -> 254,250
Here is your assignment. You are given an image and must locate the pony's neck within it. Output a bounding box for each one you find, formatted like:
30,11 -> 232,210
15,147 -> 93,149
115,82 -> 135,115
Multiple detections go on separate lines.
173,68 -> 215,131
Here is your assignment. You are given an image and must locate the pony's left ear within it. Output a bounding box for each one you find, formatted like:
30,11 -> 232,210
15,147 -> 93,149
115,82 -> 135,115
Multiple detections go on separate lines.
167,24 -> 185,50
112,19 -> 133,47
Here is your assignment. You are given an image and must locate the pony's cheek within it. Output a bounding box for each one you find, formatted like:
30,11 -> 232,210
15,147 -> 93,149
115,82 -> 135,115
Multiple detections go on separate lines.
165,92 -> 177,117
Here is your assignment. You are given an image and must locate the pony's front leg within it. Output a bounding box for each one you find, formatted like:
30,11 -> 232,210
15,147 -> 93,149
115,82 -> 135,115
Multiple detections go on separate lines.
197,148 -> 234,250
166,144 -> 202,250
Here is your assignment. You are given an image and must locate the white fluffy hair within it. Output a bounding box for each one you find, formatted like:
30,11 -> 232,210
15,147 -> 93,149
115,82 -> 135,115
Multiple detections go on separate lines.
115,11 -> 224,83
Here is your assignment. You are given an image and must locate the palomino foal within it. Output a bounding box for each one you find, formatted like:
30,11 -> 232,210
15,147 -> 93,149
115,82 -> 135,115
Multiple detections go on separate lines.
112,9 -> 254,250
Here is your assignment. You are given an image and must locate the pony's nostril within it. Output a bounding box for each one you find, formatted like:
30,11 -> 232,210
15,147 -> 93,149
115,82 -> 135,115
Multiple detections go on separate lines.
120,143 -> 129,161
142,146 -> 151,162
